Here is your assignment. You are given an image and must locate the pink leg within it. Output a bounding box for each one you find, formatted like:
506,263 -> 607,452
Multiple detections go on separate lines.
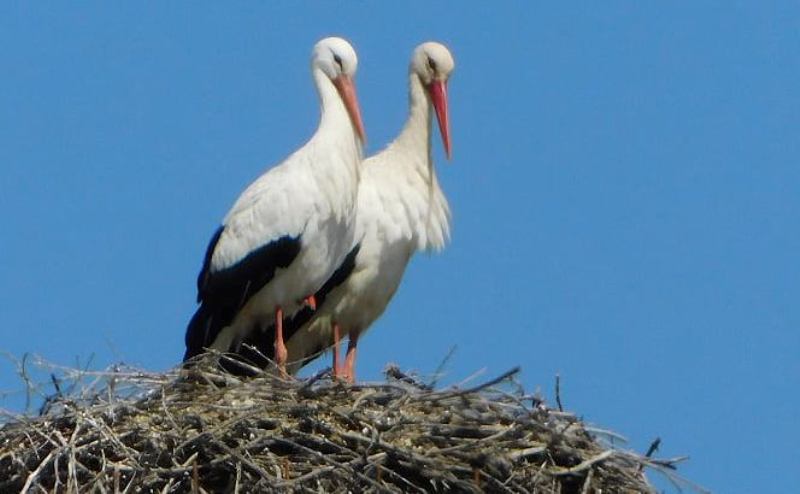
342,333 -> 359,384
274,306 -> 288,377
303,294 -> 317,311
332,323 -> 344,379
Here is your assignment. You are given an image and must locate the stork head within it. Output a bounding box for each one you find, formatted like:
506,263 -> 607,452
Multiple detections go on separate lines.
312,37 -> 366,142
411,42 -> 455,160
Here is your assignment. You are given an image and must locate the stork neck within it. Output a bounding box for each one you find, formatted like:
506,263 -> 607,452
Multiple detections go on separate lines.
313,68 -> 361,151
305,68 -> 362,219
391,73 -> 433,164
382,73 -> 450,253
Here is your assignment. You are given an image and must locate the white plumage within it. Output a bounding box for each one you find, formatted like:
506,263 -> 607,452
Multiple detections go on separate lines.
184,37 -> 366,375
283,42 -> 456,380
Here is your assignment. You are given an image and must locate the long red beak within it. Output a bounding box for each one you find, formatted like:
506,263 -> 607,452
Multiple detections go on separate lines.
333,75 -> 366,144
428,80 -> 451,160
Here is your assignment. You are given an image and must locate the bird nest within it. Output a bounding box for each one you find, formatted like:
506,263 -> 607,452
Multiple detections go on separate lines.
0,354 -> 694,493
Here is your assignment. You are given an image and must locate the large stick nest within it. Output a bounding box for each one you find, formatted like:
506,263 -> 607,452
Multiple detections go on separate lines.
0,355 -> 689,493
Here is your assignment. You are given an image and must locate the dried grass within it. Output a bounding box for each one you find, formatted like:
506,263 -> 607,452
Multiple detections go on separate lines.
0,353 -> 700,493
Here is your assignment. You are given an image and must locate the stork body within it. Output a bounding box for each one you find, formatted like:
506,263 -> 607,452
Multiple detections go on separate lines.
281,42 -> 456,380
183,37 -> 366,375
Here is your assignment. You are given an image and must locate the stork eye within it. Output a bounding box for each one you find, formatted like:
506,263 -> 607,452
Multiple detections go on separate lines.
427,57 -> 437,72
333,53 -> 343,69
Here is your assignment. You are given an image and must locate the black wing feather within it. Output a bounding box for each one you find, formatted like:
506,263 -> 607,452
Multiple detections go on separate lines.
183,225 -> 301,361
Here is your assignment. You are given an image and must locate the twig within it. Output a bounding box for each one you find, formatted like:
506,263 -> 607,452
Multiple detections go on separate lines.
640,437 -> 661,472
427,345 -> 458,389
580,467 -> 594,494
555,374 -> 563,412
509,446 -> 547,461
384,365 -> 431,391
430,366 -> 521,400
211,438 -> 273,482
20,448 -> 58,494
644,437 -> 661,459
554,450 -> 615,476
583,426 -> 628,444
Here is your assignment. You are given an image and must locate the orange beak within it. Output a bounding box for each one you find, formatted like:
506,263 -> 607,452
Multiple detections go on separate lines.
333,75 -> 366,143
428,79 -> 451,160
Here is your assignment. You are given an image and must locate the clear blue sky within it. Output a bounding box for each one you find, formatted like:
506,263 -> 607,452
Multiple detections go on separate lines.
1,3 -> 797,493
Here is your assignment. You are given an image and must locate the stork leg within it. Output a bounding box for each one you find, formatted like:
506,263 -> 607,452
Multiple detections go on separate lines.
332,323 -> 344,379
341,333 -> 359,384
303,294 -> 317,311
274,306 -> 288,377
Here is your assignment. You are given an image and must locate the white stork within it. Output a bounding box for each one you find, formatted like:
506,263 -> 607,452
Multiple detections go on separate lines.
279,42 -> 455,381
183,37 -> 366,376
